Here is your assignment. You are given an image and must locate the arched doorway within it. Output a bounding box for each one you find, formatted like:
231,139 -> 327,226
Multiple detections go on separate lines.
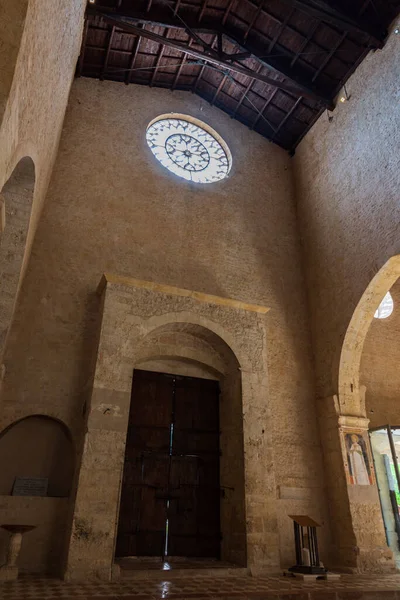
0,156 -> 35,361
114,322 -> 246,569
66,275 -> 277,581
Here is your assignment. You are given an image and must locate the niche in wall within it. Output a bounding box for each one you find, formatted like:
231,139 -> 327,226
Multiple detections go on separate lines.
0,415 -> 74,497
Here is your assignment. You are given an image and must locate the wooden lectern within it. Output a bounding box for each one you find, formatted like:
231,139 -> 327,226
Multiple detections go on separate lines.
288,515 -> 326,575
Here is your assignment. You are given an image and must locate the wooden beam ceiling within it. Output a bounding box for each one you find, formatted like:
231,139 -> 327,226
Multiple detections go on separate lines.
88,6 -> 335,109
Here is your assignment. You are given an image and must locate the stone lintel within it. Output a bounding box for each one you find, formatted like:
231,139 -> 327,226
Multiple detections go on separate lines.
97,273 -> 270,315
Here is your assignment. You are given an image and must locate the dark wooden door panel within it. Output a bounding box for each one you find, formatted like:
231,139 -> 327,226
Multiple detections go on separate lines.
169,376 -> 220,558
116,370 -> 173,558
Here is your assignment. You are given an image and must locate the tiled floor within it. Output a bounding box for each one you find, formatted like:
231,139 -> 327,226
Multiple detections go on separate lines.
2,573 -> 400,599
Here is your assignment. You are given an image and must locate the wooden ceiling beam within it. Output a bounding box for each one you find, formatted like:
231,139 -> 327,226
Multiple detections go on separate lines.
251,88 -> 278,129
101,25 -> 116,80
125,23 -> 143,84
271,96 -> 302,140
278,0 -> 387,48
150,31 -> 168,85
222,0 -> 236,25
172,38 -> 193,90
211,72 -> 228,104
244,0 -> 265,42
194,34 -> 217,91
89,7 -> 334,109
232,63 -> 262,116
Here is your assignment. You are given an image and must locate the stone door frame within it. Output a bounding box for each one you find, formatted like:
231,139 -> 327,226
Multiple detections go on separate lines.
65,274 -> 279,581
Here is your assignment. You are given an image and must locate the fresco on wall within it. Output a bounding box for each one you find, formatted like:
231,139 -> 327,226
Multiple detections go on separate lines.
341,429 -> 374,485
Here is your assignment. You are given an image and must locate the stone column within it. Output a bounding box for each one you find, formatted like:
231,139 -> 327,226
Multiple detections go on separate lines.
318,397 -> 394,572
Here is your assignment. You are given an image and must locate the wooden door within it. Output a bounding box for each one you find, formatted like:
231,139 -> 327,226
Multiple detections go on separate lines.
115,370 -> 220,559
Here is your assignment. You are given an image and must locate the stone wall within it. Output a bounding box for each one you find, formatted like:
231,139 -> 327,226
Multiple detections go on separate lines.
0,0 -> 28,125
293,25 -> 400,572
0,0 -> 86,352
294,29 -> 400,401
1,79 -> 330,572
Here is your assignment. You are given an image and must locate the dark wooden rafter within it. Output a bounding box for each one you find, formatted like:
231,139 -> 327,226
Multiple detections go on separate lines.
211,72 -> 228,104
198,0 -> 208,23
267,7 -> 294,54
150,28 -> 169,85
91,8 -> 334,108
194,34 -> 217,91
222,0 -> 236,25
125,23 -> 144,84
174,0 -> 182,16
312,31 -> 347,82
244,0 -> 265,42
278,0 -> 387,47
251,88 -> 278,129
101,25 -> 116,80
291,21 -> 319,67
271,95 -> 303,139
172,38 -> 193,89
232,63 -> 262,116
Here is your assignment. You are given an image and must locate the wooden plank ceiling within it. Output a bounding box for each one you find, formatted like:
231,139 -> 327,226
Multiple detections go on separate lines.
78,0 -> 400,152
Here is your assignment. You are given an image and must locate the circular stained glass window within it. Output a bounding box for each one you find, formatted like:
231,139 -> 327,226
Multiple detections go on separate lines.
374,291 -> 394,319
146,115 -> 231,183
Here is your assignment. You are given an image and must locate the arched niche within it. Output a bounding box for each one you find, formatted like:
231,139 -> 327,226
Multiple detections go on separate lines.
128,321 -> 246,566
0,156 -> 35,360
338,255 -> 400,416
0,415 -> 74,497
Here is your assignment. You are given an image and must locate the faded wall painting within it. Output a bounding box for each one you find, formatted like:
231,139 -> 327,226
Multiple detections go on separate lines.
341,428 -> 374,486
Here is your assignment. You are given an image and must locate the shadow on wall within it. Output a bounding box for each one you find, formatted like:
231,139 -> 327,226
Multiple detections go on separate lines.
0,156 -> 35,362
0,0 -> 29,125
0,415 -> 74,574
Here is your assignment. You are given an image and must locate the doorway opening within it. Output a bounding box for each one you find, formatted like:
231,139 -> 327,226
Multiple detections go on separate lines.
116,369 -> 221,562
370,426 -> 400,569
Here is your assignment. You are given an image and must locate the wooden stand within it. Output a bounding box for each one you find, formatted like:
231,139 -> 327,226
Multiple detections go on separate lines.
288,515 -> 327,576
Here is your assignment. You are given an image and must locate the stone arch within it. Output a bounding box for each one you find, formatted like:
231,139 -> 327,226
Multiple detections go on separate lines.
338,255 -> 400,415
0,156 -> 35,360
138,311 -> 246,369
